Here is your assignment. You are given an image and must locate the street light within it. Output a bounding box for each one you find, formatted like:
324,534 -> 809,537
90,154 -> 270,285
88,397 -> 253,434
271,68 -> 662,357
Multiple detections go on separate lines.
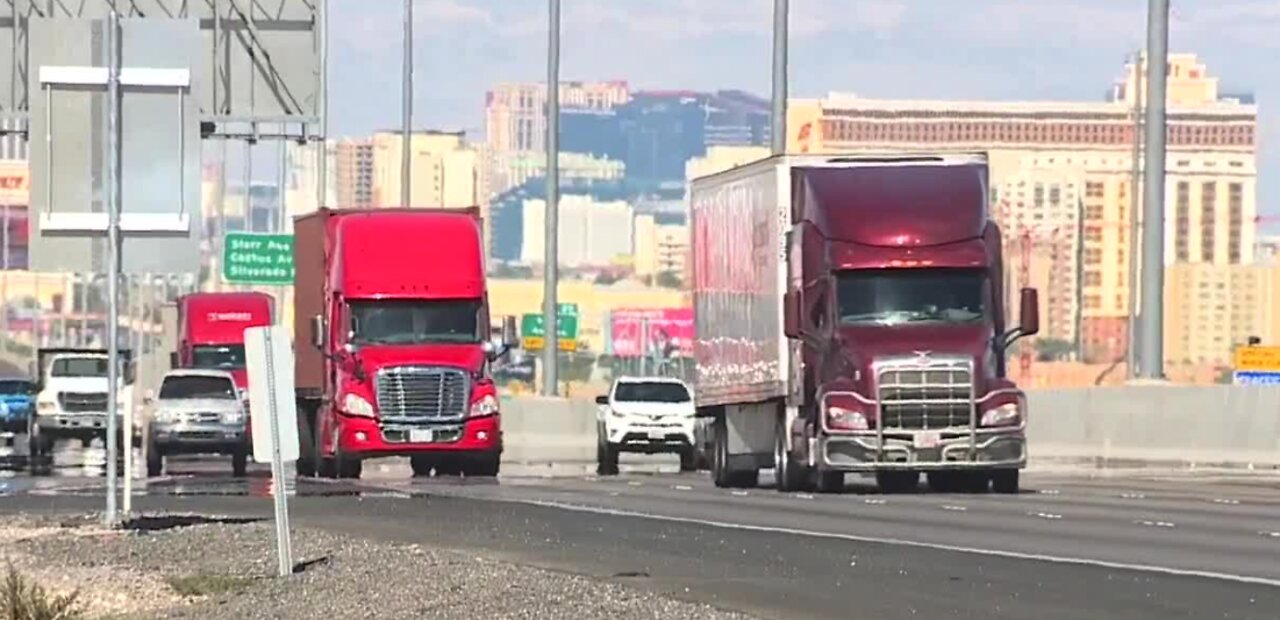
542,0 -> 561,396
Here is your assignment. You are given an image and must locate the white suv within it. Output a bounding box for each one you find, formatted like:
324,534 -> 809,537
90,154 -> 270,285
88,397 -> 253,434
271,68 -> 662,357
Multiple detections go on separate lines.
595,376 -> 697,475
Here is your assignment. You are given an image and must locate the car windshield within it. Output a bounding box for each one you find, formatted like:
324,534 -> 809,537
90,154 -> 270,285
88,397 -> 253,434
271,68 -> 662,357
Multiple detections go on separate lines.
159,376 -> 236,400
835,268 -> 989,326
349,299 -> 482,345
192,344 -> 246,369
0,380 -> 32,394
614,382 -> 691,403
50,357 -> 111,378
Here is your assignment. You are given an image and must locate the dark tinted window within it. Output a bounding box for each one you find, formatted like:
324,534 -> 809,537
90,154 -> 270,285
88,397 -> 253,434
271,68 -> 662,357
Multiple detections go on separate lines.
159,375 -> 237,400
51,357 -> 109,377
192,345 -> 246,369
0,380 -> 33,394
835,268 -> 989,326
614,382 -> 691,403
349,299 -> 481,345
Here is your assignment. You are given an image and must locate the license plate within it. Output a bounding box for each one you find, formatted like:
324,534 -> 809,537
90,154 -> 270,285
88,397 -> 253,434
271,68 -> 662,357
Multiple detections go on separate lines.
913,431 -> 941,449
647,429 -> 665,440
408,429 -> 434,443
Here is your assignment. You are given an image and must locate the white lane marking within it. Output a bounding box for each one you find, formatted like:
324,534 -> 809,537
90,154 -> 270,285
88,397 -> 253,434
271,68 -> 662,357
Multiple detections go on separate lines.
1135,520 -> 1176,529
795,493 -> 815,500
730,490 -> 750,497
1120,492 -> 1146,499
1028,511 -> 1063,520
519,499 -> 1280,588
1258,531 -> 1280,539
1038,489 -> 1060,495
627,481 -> 642,487
941,505 -> 967,512
864,498 -> 886,505
1212,498 -> 1240,505
674,485 -> 693,491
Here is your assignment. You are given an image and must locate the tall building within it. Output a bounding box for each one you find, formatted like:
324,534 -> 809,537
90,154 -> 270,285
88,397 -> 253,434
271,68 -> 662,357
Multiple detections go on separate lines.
633,213 -> 689,279
485,81 -> 630,154
787,54 -> 1257,364
333,138 -> 374,208
1164,263 -> 1280,365
521,195 -> 633,268
371,130 -> 479,209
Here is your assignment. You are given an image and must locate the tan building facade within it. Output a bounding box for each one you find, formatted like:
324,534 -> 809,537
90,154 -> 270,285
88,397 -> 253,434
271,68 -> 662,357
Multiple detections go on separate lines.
333,138 -> 374,208
1164,263 -> 1280,366
785,54 -> 1257,366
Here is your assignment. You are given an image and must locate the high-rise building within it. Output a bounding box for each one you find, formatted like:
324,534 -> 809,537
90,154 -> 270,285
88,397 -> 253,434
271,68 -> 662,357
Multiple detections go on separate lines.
787,54 -> 1257,365
333,138 -> 374,208
1164,263 -> 1280,365
371,130 -> 479,209
520,195 -> 633,268
633,213 -> 689,280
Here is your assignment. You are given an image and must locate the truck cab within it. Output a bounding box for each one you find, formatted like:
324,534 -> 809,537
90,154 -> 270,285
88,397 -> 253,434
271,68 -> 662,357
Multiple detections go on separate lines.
172,292 -> 274,391
294,208 -> 518,480
28,348 -> 135,473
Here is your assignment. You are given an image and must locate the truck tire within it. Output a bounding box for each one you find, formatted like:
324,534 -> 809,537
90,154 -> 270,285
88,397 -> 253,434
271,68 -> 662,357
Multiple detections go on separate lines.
295,409 -> 317,478
773,417 -> 806,493
991,469 -> 1020,494
410,455 -> 436,477
146,439 -> 163,478
596,436 -> 620,476
231,448 -> 248,478
467,452 -> 501,477
711,419 -> 758,489
28,431 -> 52,476
678,446 -> 698,472
926,471 -> 962,493
876,471 -> 919,494
813,469 -> 844,494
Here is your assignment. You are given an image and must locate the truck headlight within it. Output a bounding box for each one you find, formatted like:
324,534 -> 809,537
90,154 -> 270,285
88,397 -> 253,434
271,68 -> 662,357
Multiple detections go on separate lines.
221,410 -> 245,425
469,394 -> 499,418
153,409 -> 179,424
342,393 -> 375,417
981,403 -> 1022,427
36,398 -> 57,415
826,406 -> 869,431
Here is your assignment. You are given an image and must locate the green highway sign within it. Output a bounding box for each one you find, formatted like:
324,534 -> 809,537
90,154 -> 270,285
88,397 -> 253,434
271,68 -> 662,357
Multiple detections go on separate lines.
223,232 -> 295,285
521,304 -> 579,351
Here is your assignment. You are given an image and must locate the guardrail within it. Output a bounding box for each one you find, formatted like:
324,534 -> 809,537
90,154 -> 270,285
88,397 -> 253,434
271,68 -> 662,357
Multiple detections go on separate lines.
499,386 -> 1280,472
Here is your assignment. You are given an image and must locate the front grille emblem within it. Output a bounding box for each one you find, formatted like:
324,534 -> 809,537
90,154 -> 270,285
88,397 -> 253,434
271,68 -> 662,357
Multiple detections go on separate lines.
913,350 -> 933,365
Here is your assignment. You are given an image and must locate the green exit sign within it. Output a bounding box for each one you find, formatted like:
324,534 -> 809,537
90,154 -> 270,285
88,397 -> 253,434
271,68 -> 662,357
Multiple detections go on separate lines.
223,232 -> 294,285
521,304 -> 579,351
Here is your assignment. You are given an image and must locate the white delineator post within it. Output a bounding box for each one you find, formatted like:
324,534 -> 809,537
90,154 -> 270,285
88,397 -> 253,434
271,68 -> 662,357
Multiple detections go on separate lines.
245,325 -> 300,577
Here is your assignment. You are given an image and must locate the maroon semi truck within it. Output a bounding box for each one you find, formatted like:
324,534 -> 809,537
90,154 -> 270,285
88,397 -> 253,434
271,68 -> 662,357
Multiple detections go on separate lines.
689,153 -> 1039,494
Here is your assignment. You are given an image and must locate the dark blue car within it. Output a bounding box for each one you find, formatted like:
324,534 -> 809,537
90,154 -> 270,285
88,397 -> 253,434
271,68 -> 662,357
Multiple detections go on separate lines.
0,378 -> 35,433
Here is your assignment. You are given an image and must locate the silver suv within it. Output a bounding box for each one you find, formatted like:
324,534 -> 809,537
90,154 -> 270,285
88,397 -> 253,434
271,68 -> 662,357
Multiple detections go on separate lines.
145,369 -> 249,477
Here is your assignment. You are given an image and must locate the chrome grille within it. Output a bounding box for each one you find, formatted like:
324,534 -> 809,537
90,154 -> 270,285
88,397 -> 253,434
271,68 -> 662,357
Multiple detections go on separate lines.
58,392 -> 108,413
875,357 -> 973,430
375,366 -> 470,423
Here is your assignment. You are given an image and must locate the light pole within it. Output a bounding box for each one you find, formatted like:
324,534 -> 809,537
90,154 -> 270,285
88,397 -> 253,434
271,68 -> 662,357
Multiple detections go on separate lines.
770,0 -> 789,155
1126,51 -> 1143,379
541,0 -> 561,396
1137,0 -> 1168,380
400,0 -> 413,206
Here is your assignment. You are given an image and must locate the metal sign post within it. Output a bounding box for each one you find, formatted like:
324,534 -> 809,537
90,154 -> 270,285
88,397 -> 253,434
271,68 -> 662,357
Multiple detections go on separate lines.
245,325 -> 300,578
37,11 -> 193,526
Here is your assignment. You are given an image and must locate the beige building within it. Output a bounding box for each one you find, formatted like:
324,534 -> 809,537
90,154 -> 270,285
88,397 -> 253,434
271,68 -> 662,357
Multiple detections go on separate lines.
521,195 -> 634,268
1164,263 -> 1280,366
786,54 -> 1257,365
371,130 -> 479,209
633,214 -> 689,280
333,138 -> 374,208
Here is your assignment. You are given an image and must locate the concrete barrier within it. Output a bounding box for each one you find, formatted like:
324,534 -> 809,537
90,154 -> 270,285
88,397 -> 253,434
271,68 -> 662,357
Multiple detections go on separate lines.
496,386 -> 1280,472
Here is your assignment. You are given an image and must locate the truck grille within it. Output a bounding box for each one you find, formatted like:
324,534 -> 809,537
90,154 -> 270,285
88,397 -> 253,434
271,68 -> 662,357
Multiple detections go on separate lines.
58,392 -> 109,413
375,366 -> 470,423
875,357 -> 973,430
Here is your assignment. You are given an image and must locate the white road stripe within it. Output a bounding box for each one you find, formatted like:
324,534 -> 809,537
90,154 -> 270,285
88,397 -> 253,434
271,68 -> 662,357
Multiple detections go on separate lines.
517,499 -> 1280,588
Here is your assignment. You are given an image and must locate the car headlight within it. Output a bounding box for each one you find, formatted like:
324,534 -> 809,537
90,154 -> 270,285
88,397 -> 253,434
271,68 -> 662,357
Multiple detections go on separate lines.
221,410 -> 245,424
981,402 -> 1023,427
469,393 -> 499,418
342,393 -> 375,417
153,408 -> 179,424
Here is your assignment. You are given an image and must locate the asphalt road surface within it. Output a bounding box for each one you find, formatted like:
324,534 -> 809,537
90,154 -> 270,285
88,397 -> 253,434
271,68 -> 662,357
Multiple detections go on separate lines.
2,454 -> 1278,619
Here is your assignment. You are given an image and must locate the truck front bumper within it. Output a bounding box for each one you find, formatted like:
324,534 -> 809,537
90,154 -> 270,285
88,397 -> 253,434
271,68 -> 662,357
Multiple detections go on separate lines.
337,414 -> 502,459
820,428 -> 1026,472
150,421 -> 247,455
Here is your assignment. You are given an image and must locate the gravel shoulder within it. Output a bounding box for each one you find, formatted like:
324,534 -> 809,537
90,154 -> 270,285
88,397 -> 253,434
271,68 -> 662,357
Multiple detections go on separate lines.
0,512 -> 755,620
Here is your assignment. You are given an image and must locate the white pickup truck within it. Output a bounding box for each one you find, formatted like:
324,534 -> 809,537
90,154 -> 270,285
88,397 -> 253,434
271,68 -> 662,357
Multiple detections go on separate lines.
28,348 -> 136,473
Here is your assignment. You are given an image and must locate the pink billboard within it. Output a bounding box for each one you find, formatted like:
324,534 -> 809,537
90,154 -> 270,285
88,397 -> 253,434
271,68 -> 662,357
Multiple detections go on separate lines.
610,308 -> 693,357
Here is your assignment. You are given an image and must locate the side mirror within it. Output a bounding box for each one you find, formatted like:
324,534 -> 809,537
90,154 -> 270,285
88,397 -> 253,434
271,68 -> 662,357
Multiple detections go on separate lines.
502,315 -> 519,348
343,330 -> 359,355
783,290 -> 802,339
595,394 -> 609,405
310,314 -> 324,349
167,351 -> 178,369
1019,287 -> 1040,338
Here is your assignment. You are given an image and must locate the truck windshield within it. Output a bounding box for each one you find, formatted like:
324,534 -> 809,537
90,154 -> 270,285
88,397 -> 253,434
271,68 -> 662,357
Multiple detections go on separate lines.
50,358 -> 109,378
159,376 -> 237,400
835,268 -> 989,326
192,345 -> 246,369
0,380 -> 33,394
614,382 -> 691,403
349,299 -> 482,345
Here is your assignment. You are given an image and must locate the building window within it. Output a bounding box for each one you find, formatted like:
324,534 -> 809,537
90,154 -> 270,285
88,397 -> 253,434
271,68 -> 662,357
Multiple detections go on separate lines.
1175,181 -> 1190,261
1201,182 -> 1216,262
1086,182 -> 1104,198
1084,271 -> 1102,287
1228,182 -> 1243,264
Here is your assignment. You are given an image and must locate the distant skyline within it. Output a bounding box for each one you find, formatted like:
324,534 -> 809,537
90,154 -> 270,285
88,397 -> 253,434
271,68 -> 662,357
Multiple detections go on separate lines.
327,0 -> 1276,214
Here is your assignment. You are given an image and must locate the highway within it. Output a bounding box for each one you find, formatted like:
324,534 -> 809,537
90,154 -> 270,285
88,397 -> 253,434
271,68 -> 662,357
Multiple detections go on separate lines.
2,450 -> 1278,619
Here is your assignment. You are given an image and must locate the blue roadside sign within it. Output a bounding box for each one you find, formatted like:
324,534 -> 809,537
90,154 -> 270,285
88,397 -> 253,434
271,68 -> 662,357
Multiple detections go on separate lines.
1232,371 -> 1280,385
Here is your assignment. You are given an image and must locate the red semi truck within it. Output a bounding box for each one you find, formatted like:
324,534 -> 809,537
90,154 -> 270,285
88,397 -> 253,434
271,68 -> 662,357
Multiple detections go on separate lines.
293,207 -> 518,479
689,153 -> 1039,494
171,292 -> 275,390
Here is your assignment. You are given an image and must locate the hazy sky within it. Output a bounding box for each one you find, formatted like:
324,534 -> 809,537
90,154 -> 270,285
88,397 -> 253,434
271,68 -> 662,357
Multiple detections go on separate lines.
327,0 -> 1276,214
